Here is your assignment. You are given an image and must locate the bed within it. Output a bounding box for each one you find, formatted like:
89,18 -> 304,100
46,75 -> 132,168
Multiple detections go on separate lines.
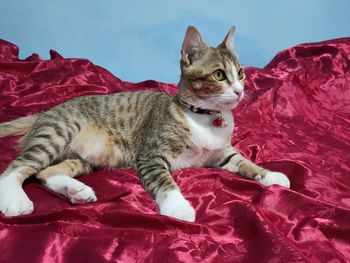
0,38 -> 349,262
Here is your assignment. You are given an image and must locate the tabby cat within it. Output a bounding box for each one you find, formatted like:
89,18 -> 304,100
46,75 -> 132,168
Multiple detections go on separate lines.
0,26 -> 290,222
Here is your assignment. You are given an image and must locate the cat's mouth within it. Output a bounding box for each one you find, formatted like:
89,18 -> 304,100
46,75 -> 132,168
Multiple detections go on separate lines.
218,93 -> 243,109
221,99 -> 235,106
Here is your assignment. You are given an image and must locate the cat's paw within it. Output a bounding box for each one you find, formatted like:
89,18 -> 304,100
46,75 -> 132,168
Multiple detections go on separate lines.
0,176 -> 34,216
67,183 -> 97,204
256,171 -> 290,188
44,175 -> 97,204
158,190 -> 196,222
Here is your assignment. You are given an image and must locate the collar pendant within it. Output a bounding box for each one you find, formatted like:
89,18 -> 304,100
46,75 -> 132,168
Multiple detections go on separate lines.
212,112 -> 228,128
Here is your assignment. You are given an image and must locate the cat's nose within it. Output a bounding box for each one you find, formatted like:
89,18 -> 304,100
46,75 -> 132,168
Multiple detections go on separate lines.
234,90 -> 242,96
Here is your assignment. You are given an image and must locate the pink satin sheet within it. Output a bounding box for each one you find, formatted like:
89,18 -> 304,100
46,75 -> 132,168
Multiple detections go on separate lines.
0,38 -> 350,262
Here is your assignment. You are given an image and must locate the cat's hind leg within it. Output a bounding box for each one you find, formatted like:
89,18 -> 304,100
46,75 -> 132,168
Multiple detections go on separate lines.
37,159 -> 97,204
0,114 -> 87,216
0,139 -> 66,216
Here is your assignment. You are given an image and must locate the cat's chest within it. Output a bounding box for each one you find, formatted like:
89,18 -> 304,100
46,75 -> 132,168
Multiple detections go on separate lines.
185,110 -> 234,150
170,111 -> 233,170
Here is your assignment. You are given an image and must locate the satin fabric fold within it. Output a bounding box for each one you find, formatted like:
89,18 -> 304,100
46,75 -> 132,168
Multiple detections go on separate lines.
0,38 -> 349,262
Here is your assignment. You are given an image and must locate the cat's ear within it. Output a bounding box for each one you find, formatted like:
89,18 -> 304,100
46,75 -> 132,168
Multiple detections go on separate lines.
181,26 -> 208,66
218,26 -> 236,50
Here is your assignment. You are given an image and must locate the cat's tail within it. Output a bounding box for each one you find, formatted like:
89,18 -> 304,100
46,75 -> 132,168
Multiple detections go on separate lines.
0,114 -> 39,137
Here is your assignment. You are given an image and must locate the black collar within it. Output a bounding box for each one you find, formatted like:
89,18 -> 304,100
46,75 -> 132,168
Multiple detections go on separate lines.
176,94 -> 220,115
176,94 -> 229,128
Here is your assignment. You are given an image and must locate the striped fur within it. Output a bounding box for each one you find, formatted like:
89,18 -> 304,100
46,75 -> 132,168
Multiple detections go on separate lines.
0,26 -> 290,220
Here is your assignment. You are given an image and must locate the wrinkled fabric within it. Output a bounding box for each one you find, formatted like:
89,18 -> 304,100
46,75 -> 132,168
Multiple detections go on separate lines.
0,38 -> 350,263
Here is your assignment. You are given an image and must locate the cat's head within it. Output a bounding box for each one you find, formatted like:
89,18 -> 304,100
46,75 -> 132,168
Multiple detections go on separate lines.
179,26 -> 245,111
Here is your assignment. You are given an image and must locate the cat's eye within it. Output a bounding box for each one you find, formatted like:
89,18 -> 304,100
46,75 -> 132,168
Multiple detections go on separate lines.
238,68 -> 244,80
212,69 -> 227,81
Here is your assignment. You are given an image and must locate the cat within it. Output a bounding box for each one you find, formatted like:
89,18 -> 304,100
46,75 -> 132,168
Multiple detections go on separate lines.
0,26 -> 290,222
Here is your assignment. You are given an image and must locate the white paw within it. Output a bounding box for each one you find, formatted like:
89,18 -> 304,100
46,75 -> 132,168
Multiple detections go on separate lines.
67,182 -> 97,204
0,176 -> 34,216
158,190 -> 195,222
257,171 -> 290,188
44,175 -> 97,204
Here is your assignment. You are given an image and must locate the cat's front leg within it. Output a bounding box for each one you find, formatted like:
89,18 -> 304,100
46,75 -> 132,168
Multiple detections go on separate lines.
213,147 -> 290,188
136,155 -> 195,222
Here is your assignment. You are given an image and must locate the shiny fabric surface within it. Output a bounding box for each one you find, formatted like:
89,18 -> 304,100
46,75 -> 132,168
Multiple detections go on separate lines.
0,38 -> 350,263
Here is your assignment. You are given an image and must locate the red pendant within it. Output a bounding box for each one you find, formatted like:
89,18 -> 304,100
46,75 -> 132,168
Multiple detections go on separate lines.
213,117 -> 228,128
213,117 -> 223,127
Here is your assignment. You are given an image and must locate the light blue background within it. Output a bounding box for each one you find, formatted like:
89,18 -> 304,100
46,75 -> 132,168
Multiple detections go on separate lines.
1,0 -> 349,83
